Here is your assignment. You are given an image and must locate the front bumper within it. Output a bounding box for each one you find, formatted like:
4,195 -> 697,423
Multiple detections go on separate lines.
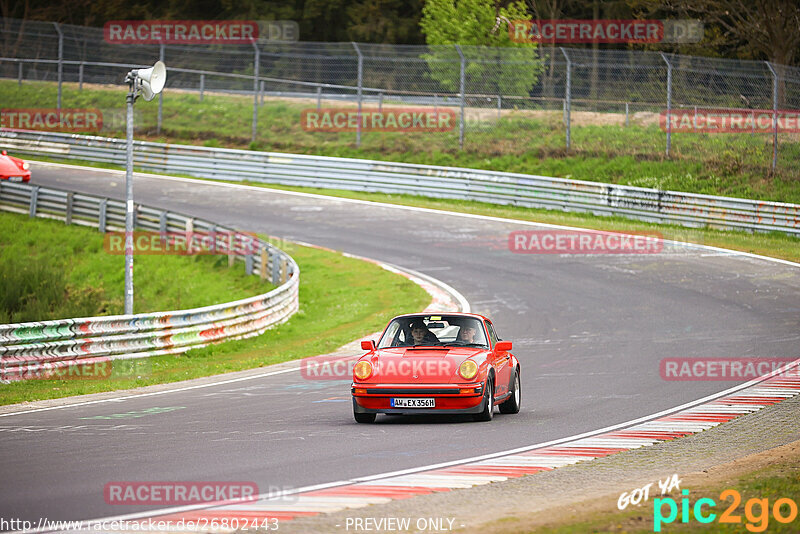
351,383 -> 485,414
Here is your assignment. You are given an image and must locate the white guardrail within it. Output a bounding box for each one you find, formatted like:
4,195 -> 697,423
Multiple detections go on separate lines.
0,181 -> 299,382
2,129 -> 799,236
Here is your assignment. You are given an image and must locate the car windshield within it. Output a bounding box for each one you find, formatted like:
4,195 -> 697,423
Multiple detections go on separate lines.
377,315 -> 489,349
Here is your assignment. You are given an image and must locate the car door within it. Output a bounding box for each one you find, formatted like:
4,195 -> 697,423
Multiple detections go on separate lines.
486,321 -> 511,398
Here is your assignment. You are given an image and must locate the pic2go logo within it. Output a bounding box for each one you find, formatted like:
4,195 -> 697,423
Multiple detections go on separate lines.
653,489 -> 798,532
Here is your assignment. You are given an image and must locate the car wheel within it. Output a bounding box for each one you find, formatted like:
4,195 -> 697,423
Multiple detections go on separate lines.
499,369 -> 521,414
473,377 -> 494,422
354,412 -> 376,424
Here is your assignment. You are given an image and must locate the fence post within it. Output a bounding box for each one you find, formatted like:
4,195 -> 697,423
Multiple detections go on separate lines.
65,192 -> 73,225
271,249 -> 280,285
560,48 -> 571,151
98,198 -> 107,232
53,23 -> 63,110
765,61 -> 779,173
456,45 -> 466,150
199,73 -> 205,102
351,42 -> 363,147
251,42 -> 260,144
260,80 -> 265,106
660,52 -> 672,157
497,94 -> 501,119
157,43 -> 165,135
29,186 -> 39,217
260,247 -> 268,281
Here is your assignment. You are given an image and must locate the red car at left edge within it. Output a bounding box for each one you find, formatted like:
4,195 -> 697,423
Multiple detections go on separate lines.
0,151 -> 31,183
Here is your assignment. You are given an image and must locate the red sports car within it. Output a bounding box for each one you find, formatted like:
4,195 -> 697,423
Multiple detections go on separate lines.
0,150 -> 30,182
352,313 -> 521,423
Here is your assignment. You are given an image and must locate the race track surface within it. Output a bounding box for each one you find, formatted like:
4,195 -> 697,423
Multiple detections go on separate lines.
1,163 -> 798,524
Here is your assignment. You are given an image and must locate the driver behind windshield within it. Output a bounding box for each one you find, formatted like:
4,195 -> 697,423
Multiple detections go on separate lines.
458,324 -> 478,343
401,320 -> 439,346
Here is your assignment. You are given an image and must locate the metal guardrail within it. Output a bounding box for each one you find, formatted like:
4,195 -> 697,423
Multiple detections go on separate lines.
2,129 -> 799,236
0,180 -> 299,382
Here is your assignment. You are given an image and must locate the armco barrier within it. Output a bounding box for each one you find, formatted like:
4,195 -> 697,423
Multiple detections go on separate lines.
2,129 -> 799,236
0,181 -> 299,382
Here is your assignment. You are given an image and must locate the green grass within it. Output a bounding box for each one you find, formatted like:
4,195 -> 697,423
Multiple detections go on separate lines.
3,79 -> 799,203
0,211 -> 267,323
0,213 -> 430,405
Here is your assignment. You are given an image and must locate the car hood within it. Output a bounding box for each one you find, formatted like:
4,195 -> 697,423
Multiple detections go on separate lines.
363,347 -> 487,384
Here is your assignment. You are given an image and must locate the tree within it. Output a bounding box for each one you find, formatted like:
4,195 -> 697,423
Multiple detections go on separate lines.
419,0 -> 543,97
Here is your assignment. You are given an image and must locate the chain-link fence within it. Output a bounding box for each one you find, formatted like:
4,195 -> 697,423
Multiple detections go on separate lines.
2,17 -> 799,171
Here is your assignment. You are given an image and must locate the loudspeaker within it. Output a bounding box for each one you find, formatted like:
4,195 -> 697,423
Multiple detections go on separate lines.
136,61 -> 166,101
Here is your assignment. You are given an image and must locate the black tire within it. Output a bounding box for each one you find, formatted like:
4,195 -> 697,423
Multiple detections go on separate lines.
354,412 -> 376,423
473,377 -> 494,422
499,369 -> 521,414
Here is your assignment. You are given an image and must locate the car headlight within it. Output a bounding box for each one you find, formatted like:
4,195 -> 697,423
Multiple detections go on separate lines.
21,162 -> 29,170
459,360 -> 478,380
353,361 -> 373,380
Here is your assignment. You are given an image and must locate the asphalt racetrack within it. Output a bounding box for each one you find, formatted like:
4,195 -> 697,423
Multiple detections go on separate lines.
1,162 -> 798,524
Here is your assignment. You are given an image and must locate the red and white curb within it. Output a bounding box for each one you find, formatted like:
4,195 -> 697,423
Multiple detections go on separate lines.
78,373 -> 800,533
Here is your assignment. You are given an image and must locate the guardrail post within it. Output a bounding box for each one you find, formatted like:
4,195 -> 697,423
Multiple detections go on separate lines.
245,253 -> 254,275
98,198 -> 107,232
456,45 -> 466,151
199,73 -> 205,102
378,91 -> 383,113
53,23 -> 63,110
65,192 -> 73,225
271,249 -> 280,285
316,86 -> 322,110
260,247 -> 268,281
29,186 -> 39,217
159,211 -> 167,234
765,61 -> 779,173
625,102 -> 629,127
280,257 -> 288,284
560,48 -> 571,151
228,232 -> 235,267
660,52 -> 672,157
352,42 -> 363,148
78,62 -> 84,90
132,203 -> 139,229
260,80 -> 265,106
18,61 -> 23,86
157,43 -> 165,135
497,94 -> 501,119
251,42 -> 260,144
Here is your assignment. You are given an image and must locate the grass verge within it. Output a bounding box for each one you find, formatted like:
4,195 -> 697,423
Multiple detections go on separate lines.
0,218 -> 430,405
0,211 -> 268,323
2,79 -> 799,203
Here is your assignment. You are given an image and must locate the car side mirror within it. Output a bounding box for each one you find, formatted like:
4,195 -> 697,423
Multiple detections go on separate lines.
361,340 -> 376,351
495,340 -> 512,352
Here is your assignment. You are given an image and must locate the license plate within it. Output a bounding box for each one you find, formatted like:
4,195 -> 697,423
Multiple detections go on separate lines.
391,397 -> 435,408
9,176 -> 23,182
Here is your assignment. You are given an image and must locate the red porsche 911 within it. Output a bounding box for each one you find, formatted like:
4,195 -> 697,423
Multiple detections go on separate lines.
351,313 -> 521,423
0,150 -> 30,183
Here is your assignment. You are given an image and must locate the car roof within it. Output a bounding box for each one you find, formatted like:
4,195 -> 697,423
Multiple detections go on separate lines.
391,312 -> 491,323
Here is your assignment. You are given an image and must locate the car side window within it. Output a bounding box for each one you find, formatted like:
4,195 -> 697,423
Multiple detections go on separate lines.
485,322 -> 498,347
